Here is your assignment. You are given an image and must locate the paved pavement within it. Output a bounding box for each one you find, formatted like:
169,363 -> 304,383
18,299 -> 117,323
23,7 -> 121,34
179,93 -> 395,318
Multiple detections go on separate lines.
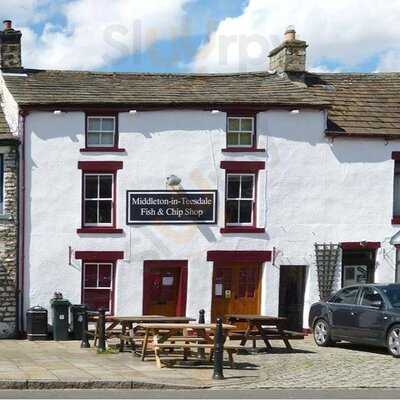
2,389 -> 400,399
0,336 -> 399,390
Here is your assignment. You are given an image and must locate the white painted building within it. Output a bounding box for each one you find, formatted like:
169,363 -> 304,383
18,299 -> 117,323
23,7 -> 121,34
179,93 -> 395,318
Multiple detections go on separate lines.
2,23 -> 400,332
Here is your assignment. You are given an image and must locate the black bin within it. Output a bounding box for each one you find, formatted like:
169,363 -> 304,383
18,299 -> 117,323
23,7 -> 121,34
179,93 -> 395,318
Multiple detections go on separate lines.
50,294 -> 70,341
70,304 -> 86,340
26,306 -> 48,341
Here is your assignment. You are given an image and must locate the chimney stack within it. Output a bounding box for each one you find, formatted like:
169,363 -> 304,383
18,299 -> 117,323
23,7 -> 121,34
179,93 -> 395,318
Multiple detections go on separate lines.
268,26 -> 307,73
0,20 -> 22,70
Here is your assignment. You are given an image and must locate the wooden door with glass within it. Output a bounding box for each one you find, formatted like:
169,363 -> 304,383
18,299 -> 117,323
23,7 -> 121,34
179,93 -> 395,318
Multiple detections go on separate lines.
211,263 -> 261,322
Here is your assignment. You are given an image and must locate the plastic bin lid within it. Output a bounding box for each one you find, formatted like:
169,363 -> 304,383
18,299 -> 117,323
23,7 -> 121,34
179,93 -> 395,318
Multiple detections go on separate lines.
70,304 -> 86,309
27,305 -> 47,312
50,298 -> 71,306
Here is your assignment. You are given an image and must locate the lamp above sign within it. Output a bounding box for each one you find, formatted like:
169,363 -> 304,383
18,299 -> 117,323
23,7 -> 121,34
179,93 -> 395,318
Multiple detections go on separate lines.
126,190 -> 217,225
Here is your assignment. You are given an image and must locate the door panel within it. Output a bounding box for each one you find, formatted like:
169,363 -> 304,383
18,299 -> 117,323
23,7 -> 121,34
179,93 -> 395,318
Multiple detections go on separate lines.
279,266 -> 306,332
145,267 -> 181,316
211,263 -> 261,323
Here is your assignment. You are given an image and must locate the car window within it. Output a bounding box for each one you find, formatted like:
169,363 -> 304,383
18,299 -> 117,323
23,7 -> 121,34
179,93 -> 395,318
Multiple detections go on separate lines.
332,287 -> 359,304
360,287 -> 384,307
382,286 -> 400,308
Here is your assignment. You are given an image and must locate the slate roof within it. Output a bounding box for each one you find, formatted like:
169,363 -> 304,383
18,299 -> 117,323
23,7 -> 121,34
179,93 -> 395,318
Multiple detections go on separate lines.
0,108 -> 15,141
2,69 -> 400,138
306,72 -> 400,137
1,69 -> 327,107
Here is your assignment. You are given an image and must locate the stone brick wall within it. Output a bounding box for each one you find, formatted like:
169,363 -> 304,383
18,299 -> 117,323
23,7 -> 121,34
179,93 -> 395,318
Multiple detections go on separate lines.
0,147 -> 18,338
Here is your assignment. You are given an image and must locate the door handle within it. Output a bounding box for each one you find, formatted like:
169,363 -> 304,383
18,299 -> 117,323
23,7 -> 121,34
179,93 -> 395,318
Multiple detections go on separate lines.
350,311 -> 357,316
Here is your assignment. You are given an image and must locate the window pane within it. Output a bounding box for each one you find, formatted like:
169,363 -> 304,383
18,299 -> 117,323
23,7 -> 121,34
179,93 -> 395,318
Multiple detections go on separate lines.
100,132 -> 114,146
87,132 -> 101,145
98,200 -> 112,223
85,175 -> 98,199
84,264 -> 97,287
228,118 -> 240,131
227,175 -> 240,198
239,132 -> 252,146
85,201 -> 98,224
98,264 -> 112,287
394,169 -> 400,215
99,176 -> 112,198
226,200 -> 239,224
239,200 -> 252,223
360,287 -> 383,307
84,289 -> 111,311
240,118 -> 253,131
241,176 -> 254,198
227,132 -> 239,146
101,118 -> 114,131
333,287 -> 359,304
88,118 -> 101,131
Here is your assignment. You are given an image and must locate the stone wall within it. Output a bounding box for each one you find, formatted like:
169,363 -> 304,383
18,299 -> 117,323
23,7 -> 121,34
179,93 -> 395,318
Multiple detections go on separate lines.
0,147 -> 18,338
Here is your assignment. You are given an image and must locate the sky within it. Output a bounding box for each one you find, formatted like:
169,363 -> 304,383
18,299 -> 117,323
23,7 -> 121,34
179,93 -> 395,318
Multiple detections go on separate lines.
2,0 -> 400,73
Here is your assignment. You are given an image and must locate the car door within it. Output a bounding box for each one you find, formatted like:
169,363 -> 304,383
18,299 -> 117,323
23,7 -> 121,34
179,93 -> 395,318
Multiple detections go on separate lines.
353,286 -> 387,344
328,286 -> 360,339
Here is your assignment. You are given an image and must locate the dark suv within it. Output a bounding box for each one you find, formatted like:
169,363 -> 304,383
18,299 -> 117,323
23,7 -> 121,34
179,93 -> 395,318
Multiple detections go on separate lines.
309,284 -> 400,357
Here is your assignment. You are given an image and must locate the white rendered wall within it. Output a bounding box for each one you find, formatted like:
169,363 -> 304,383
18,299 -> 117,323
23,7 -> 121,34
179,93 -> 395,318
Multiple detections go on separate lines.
23,108 -> 400,328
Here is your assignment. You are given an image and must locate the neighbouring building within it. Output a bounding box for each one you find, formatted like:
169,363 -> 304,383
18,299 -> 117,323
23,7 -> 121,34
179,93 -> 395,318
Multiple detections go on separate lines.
2,20 -> 400,333
0,21 -> 19,337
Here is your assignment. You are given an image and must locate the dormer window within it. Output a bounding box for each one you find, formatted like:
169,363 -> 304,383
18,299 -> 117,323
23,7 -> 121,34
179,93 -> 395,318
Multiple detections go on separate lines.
86,116 -> 116,148
227,116 -> 254,148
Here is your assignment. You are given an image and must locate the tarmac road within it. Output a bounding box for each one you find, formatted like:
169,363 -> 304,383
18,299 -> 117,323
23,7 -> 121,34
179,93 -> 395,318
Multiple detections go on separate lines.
0,389 -> 400,399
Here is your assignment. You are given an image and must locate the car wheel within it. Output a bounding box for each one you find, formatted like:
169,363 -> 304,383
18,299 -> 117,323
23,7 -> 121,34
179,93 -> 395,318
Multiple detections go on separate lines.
387,325 -> 400,358
313,319 -> 333,347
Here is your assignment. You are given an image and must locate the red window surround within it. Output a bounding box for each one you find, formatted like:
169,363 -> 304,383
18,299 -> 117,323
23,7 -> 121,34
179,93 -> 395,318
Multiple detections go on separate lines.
207,250 -> 271,263
77,161 -> 123,234
81,113 -> 126,153
392,153 -> 400,224
340,242 -> 381,251
76,252 -> 123,314
220,161 -> 265,234
222,114 -> 265,153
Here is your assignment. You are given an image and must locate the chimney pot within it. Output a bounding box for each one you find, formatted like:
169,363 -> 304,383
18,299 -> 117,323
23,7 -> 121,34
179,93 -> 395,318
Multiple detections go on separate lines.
284,25 -> 296,41
3,20 -> 12,30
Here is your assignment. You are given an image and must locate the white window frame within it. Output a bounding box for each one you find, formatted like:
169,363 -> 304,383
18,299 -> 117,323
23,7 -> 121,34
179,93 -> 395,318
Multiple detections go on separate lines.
226,173 -> 256,226
86,116 -> 116,148
83,262 -> 114,311
83,173 -> 114,227
227,117 -> 254,148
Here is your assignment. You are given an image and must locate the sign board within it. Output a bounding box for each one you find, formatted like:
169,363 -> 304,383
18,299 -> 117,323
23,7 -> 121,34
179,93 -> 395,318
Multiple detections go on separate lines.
127,190 -> 217,225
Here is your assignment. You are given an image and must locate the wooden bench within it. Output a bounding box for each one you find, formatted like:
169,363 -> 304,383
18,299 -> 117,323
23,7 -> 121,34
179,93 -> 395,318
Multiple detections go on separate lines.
229,329 -> 305,341
153,343 -> 241,368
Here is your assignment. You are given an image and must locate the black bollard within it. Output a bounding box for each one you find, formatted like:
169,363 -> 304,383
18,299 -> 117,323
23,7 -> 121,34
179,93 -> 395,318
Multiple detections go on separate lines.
212,318 -> 224,380
97,307 -> 106,352
80,306 -> 90,348
197,309 -> 206,360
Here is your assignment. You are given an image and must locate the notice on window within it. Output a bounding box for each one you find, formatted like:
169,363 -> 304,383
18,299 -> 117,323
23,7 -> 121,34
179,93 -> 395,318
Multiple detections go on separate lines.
162,276 -> 174,286
215,284 -> 223,296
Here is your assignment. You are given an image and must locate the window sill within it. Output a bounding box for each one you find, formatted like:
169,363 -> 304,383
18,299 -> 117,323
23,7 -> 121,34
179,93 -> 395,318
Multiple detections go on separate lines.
77,227 -> 124,234
220,227 -> 265,234
392,217 -> 400,224
0,214 -> 12,221
80,147 -> 126,153
222,148 -> 265,153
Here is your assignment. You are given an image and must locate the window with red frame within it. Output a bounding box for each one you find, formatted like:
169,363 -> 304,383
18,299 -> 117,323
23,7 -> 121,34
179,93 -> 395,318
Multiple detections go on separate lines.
83,173 -> 114,226
225,173 -> 255,225
83,263 -> 114,311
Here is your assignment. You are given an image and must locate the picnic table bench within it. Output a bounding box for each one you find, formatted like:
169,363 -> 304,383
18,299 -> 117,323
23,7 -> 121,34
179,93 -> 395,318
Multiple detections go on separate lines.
137,323 -> 238,368
225,314 -> 305,351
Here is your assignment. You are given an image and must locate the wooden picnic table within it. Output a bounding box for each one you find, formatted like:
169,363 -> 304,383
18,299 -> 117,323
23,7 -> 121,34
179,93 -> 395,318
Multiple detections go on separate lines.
107,316 -> 195,352
225,314 -> 304,351
137,323 -> 236,368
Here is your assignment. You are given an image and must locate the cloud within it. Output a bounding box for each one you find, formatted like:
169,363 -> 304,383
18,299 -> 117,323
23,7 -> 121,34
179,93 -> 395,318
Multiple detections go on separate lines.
191,0 -> 400,73
5,0 -> 191,70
